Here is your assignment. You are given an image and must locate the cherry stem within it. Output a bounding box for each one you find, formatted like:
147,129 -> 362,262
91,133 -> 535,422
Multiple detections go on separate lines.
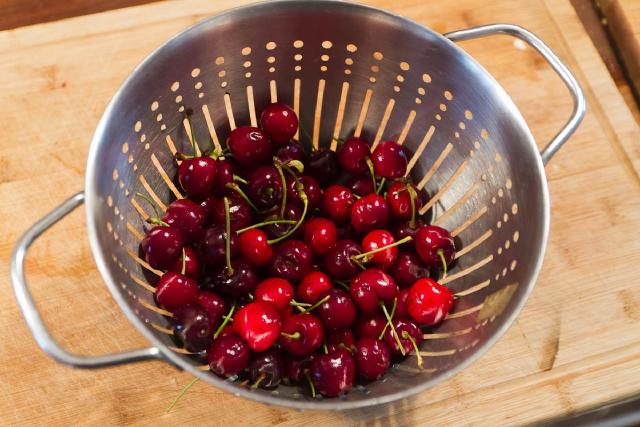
280,331 -> 301,340
376,178 -> 386,194
236,219 -> 297,234
180,248 -> 186,275
407,183 -> 417,229
352,236 -> 413,262
223,197 -> 234,274
274,162 -> 288,219
185,113 -> 198,157
251,373 -> 267,389
233,174 -> 248,184
290,300 -> 312,307
213,304 -> 235,339
267,188 -> 308,245
166,377 -> 199,412
306,374 -> 316,398
335,280 -> 350,291
380,300 -> 406,355
135,192 -> 165,224
378,297 -> 397,339
352,257 -> 367,271
225,183 -> 260,213
302,294 -> 330,314
323,343 -> 329,354
365,157 -> 377,195
437,248 -> 448,277
402,331 -> 424,368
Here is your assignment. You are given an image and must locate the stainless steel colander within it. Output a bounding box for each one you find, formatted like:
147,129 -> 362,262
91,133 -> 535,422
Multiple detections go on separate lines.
11,0 -> 585,410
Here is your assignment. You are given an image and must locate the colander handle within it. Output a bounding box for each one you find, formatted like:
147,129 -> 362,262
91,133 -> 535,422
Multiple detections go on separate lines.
444,24 -> 586,165
10,192 -> 166,368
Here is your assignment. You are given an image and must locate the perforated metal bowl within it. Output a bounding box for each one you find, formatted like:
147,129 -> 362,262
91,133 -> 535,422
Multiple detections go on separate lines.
11,0 -> 585,410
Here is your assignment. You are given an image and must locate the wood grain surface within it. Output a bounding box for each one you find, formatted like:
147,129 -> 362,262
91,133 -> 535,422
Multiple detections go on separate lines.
0,0 -> 639,425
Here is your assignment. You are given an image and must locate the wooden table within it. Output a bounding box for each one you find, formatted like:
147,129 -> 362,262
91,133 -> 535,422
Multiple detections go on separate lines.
1,0 -> 639,425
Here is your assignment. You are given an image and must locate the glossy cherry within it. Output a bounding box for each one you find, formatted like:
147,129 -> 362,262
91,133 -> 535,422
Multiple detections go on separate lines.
260,102 -> 298,144
207,334 -> 250,377
391,251 -> 430,288
307,149 -> 339,185
354,313 -> 386,339
415,225 -> 456,271
386,182 -> 423,221
326,329 -> 356,353
337,137 -> 371,175
407,278 -> 454,326
349,268 -> 398,315
141,225 -> 184,270
284,356 -> 312,383
310,348 -> 355,397
323,239 -> 362,280
268,240 -> 313,283
371,140 -> 407,179
303,217 -> 337,256
198,196 -> 217,226
162,199 -> 205,243
347,174 -> 375,197
263,203 -> 302,240
395,288 -> 410,318
227,126 -> 271,166
297,271 -> 333,304
155,271 -> 198,312
247,165 -> 283,210
173,304 -> 213,352
384,318 -> 423,356
287,175 -> 322,210
197,224 -> 238,267
355,338 -> 391,381
213,158 -> 235,197
321,185 -> 355,225
210,261 -> 258,298
361,229 -> 398,270
254,278 -> 294,313
279,314 -> 324,356
211,195 -> 253,231
178,156 -> 217,199
316,289 -> 356,330
248,348 -> 286,388
275,140 -> 306,163
351,194 -> 389,233
196,291 -> 226,329
233,301 -> 282,352
393,219 -> 425,240
170,246 -> 201,279
238,228 -> 273,266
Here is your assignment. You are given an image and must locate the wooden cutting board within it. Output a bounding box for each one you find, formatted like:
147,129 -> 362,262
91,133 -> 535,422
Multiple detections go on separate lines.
0,0 -> 639,425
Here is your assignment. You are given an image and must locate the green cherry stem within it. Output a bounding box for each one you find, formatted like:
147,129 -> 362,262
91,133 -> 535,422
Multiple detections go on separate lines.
235,219 -> 297,234
213,304 -> 236,340
365,157 -> 377,195
267,187 -> 308,245
280,331 -> 301,340
166,377 -> 199,412
335,280 -> 351,291
290,300 -> 312,307
251,373 -> 267,389
437,248 -> 448,277
407,183 -> 417,229
135,192 -> 169,226
223,197 -> 233,275
380,300 -> 406,356
322,343 -> 329,354
376,178 -> 386,194
233,174 -> 248,184
302,294 -> 330,314
180,248 -> 187,275
306,373 -> 317,398
185,113 -> 198,157
402,331 -> 424,368
378,297 -> 397,339
273,161 -> 288,219
351,236 -> 413,263
225,183 -> 261,213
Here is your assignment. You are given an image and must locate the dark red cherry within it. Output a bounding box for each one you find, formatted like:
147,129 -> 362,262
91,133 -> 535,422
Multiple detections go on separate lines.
233,301 -> 281,352
303,217 -> 337,256
238,228 -> 273,266
347,174 -> 375,197
316,289 -> 356,330
310,348 -> 355,397
355,338 -> 391,381
321,185 -> 355,225
287,175 -> 322,210
407,278 -> 453,326
323,239 -> 362,280
361,229 -> 398,270
211,194 -> 253,231
275,140 -> 306,163
198,196 -> 217,226
307,149 -> 339,185
384,318 -> 422,356
248,348 -> 286,388
396,288 -> 410,318
178,156 -> 217,199
336,224 -> 359,241
298,271 -> 333,304
371,140 -> 407,179
260,102 -> 298,144
162,199 -> 205,243
351,194 -> 389,233
415,225 -> 456,270
284,356 -> 312,383
354,313 -> 386,339
247,165 -> 283,210
207,334 -> 250,377
170,246 -> 201,279
386,182 -> 423,221
279,314 -> 324,356
173,304 -> 213,352
196,291 -> 226,329
210,261 -> 258,298
263,203 -> 302,240
227,126 -> 271,166
268,240 -> 313,283
349,268 -> 398,315
141,225 -> 184,270
337,137 -> 371,175
391,252 -> 430,288
155,271 -> 198,312
393,219 -> 425,240
213,159 -> 235,196
254,278 -> 294,313
326,329 -> 356,353
196,224 -> 238,267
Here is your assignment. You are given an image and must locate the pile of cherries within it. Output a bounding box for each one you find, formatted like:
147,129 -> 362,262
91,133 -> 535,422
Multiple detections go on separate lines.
139,102 -> 458,398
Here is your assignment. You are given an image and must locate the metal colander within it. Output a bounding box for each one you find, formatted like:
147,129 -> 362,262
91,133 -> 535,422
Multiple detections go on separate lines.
11,0 -> 585,410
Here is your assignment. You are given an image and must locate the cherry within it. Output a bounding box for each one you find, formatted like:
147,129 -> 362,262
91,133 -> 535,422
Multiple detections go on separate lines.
326,329 -> 356,353
395,288 -> 410,318
371,140 -> 407,179
211,195 -> 253,231
354,313 -> 386,339
247,165 -> 283,210
155,271 -> 198,311
260,102 -> 298,144
303,217 -> 337,256
337,137 -> 371,175
407,278 -> 454,326
349,268 -> 398,315
307,149 -> 339,185
355,338 -> 391,381
393,219 -> 425,240
197,224 -> 238,267
227,126 -> 271,166
207,334 -> 250,377
279,314 -> 324,356
198,196 -> 218,226
383,318 -> 423,364
170,246 -> 201,279
310,348 -> 355,397
238,228 -> 273,266
196,291 -> 226,329
287,175 -> 322,210
361,229 -> 399,270
178,156 -> 217,199
268,240 -> 313,283
347,174 -> 375,197
254,278 -> 294,313
298,271 -> 333,304
316,289 -> 356,330
162,199 -> 205,243
233,301 -> 281,352
263,203 -> 302,240
141,225 -> 184,270
275,140 -> 306,163
391,251 -> 430,288
323,239 -> 362,280
336,224 -> 359,241
415,225 -> 456,273
248,348 -> 286,389
284,356 -> 312,383
213,159 -> 235,197
173,304 -> 213,352
386,182 -> 423,221
210,260 -> 258,298
321,185 -> 355,225
351,194 -> 389,233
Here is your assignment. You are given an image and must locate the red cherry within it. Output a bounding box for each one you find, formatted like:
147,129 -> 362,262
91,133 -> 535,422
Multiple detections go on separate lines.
162,199 -> 205,243
141,225 -> 184,270
415,225 -> 456,271
260,102 -> 298,144
323,239 -> 363,280
351,194 -> 389,233
284,356 -> 312,383
349,268 -> 398,315
247,165 -> 284,210
209,261 -> 258,298
347,174 -> 375,197
286,175 -> 323,210
386,182 -> 423,221
155,271 -> 198,312
303,217 -> 337,256
390,251 -> 430,288
268,240 -> 313,283
298,271 -> 333,304
170,246 -> 201,279
393,219 -> 425,240
371,140 -> 407,179
326,329 -> 356,353
211,195 -> 253,231
238,228 -> 273,266
361,229 -> 398,269
178,157 -> 217,199
173,304 -> 213,352
227,126 -> 271,166
307,149 -> 339,185
275,140 -> 306,163
355,338 -> 391,381
395,288 -> 410,318
196,291 -> 226,329
232,301 -> 282,352
316,289 -> 357,330
197,224 -> 238,267
213,159 -> 235,197
407,278 -> 454,326
310,348 -> 355,397
321,185 -> 355,224
248,348 -> 285,388
337,137 -> 371,175
354,313 -> 386,339
383,318 -> 423,356
207,334 -> 250,377
254,278 -> 294,313
278,314 -> 324,356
